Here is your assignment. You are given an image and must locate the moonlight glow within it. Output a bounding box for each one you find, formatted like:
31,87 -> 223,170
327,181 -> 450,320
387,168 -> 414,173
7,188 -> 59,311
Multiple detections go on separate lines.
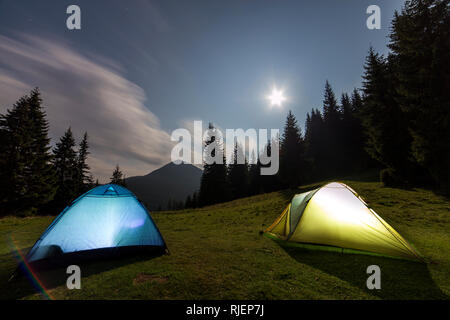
267,88 -> 286,107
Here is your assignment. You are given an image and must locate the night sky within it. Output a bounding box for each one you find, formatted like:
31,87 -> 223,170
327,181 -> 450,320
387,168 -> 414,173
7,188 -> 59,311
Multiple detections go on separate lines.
0,0 -> 405,180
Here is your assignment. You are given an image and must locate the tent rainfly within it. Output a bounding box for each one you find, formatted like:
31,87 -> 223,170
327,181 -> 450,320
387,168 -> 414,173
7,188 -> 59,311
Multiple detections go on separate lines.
265,182 -> 422,261
25,184 -> 167,267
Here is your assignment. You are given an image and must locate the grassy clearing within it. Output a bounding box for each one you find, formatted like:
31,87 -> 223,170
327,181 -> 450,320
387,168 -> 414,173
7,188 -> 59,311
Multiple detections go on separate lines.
0,180 -> 448,300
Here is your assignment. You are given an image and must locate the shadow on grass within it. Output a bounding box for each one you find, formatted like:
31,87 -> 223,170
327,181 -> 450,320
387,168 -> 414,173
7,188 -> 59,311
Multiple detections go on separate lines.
0,249 -> 162,300
280,244 -> 447,300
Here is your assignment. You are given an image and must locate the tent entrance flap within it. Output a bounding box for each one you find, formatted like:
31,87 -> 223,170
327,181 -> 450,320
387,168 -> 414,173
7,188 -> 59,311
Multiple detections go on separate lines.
287,188 -> 319,240
265,204 -> 290,239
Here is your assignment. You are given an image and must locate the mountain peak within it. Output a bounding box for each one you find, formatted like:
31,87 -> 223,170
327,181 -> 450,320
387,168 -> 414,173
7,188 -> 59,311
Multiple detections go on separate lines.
145,162 -> 201,176
125,162 -> 202,210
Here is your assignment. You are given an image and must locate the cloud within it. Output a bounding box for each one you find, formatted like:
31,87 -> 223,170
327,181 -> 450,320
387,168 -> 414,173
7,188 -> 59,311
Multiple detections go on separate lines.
0,33 -> 174,181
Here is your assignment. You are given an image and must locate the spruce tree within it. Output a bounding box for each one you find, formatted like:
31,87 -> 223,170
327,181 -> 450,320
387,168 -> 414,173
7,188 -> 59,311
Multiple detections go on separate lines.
360,48 -> 414,186
388,0 -> 449,191
199,123 -> 230,206
0,88 -> 56,215
304,108 -> 326,180
76,132 -> 93,193
323,80 -> 340,125
339,92 -> 359,173
228,142 -> 249,199
340,93 -> 352,119
351,88 -> 363,114
110,165 -> 126,186
322,81 -> 343,175
247,150 -> 262,195
52,127 -> 78,208
279,111 -> 305,188
350,88 -> 372,171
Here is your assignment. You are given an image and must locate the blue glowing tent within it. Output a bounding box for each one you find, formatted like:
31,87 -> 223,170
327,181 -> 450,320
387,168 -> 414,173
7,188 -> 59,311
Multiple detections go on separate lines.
25,184 -> 167,266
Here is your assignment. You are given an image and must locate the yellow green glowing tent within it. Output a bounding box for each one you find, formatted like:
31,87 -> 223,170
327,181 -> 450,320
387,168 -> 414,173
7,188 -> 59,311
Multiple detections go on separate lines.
265,182 -> 422,261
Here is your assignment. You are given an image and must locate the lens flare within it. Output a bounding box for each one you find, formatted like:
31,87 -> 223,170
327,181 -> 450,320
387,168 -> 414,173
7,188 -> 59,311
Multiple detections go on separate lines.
8,235 -> 54,300
267,87 -> 286,107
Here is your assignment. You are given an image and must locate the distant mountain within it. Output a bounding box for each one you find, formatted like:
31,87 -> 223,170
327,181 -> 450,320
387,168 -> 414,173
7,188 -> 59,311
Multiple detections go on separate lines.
125,162 -> 202,211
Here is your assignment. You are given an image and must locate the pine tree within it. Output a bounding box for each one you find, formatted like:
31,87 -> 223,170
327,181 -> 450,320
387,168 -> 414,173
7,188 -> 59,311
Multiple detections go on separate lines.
199,123 -> 230,206
76,132 -> 93,193
323,80 -> 340,125
340,93 -> 352,119
322,81 -> 344,175
388,0 -> 449,191
360,48 -> 414,186
248,150 -> 262,195
52,127 -> 78,208
228,142 -> 249,199
279,111 -> 305,188
350,88 -> 373,171
339,92 -> 360,173
0,88 -> 56,215
110,165 -> 126,186
304,108 -> 326,180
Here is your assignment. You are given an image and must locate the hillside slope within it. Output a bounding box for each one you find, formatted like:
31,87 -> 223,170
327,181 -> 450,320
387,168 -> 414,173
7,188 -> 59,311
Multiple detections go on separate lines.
0,180 -> 448,299
125,162 -> 202,210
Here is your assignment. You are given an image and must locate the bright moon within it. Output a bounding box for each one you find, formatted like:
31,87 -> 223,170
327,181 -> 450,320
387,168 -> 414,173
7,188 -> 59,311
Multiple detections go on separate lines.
267,88 -> 286,107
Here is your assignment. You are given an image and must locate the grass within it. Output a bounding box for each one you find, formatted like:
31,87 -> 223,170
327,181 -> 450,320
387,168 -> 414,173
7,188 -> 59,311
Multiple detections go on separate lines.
0,180 -> 449,300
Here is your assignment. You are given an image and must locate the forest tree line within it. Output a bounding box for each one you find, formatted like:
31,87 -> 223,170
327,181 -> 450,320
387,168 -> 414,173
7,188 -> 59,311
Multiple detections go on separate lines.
0,1 -> 448,215
191,0 -> 449,208
0,88 -> 127,216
